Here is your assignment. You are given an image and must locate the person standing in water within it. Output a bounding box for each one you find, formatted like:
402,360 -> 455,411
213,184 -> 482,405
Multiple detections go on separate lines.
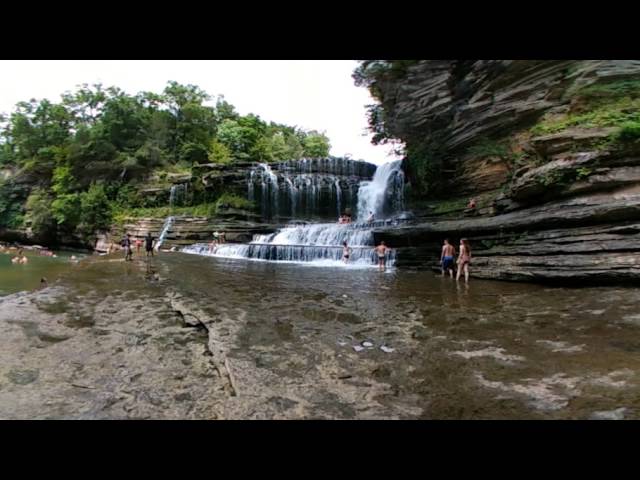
456,238 -> 471,283
367,212 -> 375,224
374,241 -> 390,272
123,234 -> 133,262
144,232 -> 155,257
440,238 -> 456,278
135,238 -> 143,255
342,241 -> 352,264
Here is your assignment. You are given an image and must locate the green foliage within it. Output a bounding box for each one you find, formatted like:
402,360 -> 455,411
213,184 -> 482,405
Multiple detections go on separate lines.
431,198 -> 468,215
215,193 -> 254,211
467,139 -> 510,159
575,167 -> 593,180
617,121 -> 640,142
114,194 -> 255,222
574,79 -> 640,106
179,142 -> 208,164
0,180 -> 26,228
25,189 -> 56,239
537,170 -> 564,187
79,183 -> 112,235
0,80 -> 332,245
208,140 -> 232,164
531,98 -> 640,136
302,131 -> 331,158
51,193 -> 81,227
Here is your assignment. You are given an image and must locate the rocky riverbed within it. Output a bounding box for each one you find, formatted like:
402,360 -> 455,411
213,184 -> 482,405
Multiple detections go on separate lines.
1,252 -> 639,419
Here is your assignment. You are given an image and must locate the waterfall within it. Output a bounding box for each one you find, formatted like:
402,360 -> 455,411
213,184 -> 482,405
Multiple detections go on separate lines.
185,158 -> 407,268
246,157 -> 376,220
356,160 -> 405,221
155,216 -> 174,250
169,184 -> 188,207
182,222 -> 397,267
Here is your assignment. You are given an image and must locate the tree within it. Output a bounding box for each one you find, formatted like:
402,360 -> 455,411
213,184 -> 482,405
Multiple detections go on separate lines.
25,189 -> 56,240
302,131 -> 330,157
208,140 -> 232,164
79,183 -> 112,236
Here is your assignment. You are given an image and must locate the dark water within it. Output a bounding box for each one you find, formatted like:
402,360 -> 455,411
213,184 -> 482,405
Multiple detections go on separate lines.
12,250 -> 640,418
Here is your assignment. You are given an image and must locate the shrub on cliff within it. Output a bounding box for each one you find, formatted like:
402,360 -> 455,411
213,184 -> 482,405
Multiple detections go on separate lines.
617,121 -> 640,142
79,183 -> 112,236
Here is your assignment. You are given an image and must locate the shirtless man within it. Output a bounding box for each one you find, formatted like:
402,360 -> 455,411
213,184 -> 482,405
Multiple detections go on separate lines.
440,238 -> 456,278
374,241 -> 390,271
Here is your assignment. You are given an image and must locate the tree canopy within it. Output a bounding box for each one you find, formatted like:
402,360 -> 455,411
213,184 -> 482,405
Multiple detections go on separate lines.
0,81 -> 332,240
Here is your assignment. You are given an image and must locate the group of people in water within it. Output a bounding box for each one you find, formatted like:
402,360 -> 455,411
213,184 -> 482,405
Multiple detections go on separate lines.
337,211 -> 376,225
440,238 -> 472,283
1,245 -> 54,264
121,232 -> 156,261
340,240 -> 391,272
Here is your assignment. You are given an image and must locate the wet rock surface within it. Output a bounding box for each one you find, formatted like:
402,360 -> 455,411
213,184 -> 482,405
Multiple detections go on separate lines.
1,253 -> 639,419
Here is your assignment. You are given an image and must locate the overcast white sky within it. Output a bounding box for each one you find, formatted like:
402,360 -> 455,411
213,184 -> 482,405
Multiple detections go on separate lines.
0,60 -> 400,165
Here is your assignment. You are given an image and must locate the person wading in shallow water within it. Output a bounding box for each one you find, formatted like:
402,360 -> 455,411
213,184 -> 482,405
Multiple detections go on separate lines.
456,238 -> 472,283
122,234 -> 133,262
342,241 -> 352,264
374,241 -> 390,272
145,232 -> 155,257
440,238 -> 456,278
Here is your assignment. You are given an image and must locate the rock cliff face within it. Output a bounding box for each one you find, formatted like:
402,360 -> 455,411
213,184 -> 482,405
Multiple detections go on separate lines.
362,60 -> 640,283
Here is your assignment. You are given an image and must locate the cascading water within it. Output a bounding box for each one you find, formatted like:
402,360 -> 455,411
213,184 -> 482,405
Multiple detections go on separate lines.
169,184 -> 188,207
182,158 -> 407,268
356,160 -> 405,221
246,157 -> 375,220
155,216 -> 175,250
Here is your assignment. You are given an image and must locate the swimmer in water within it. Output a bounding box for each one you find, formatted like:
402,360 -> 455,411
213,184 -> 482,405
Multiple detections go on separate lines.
342,241 -> 352,264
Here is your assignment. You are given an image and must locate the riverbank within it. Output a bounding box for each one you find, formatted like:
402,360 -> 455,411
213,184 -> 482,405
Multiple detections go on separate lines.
1,252 -> 639,419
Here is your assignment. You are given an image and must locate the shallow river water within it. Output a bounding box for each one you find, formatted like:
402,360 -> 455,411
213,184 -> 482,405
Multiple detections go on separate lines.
2,250 -> 640,419
151,253 -> 640,418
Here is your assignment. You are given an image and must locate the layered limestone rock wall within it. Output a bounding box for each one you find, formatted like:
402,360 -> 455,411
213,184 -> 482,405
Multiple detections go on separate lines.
100,212 -> 278,253
364,60 -> 640,283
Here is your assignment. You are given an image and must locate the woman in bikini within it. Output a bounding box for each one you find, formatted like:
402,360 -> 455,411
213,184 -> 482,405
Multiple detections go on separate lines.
456,238 -> 471,283
342,241 -> 352,264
